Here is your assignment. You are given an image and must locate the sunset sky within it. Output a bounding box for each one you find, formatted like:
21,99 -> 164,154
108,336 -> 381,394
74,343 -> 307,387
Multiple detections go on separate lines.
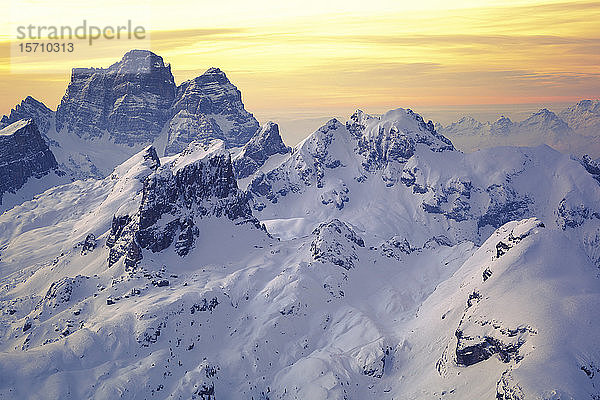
1,0 -> 599,142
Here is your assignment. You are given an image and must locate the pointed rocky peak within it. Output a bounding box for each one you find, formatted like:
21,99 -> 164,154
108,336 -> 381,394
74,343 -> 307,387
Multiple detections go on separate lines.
201,67 -> 228,80
346,109 -> 378,137
0,119 -> 57,204
310,219 -> 365,270
562,99 -> 600,115
169,68 -> 259,149
0,96 -> 54,136
522,109 -> 560,124
233,122 -> 290,179
108,49 -> 171,75
493,115 -> 513,125
358,108 -> 454,171
295,118 -> 354,163
448,116 -> 486,133
436,116 -> 488,137
490,116 -> 513,135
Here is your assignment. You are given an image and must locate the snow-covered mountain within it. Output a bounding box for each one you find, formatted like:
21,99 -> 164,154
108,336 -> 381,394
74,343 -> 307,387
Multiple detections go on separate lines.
559,99 -> 600,137
1,96 -> 600,400
437,102 -> 600,158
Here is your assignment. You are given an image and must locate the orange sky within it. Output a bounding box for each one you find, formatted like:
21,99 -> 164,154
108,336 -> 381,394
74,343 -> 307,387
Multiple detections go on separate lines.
1,0 -> 599,137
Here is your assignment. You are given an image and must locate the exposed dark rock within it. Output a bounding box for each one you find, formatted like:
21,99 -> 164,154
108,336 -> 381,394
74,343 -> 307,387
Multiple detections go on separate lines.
42,276 -> 89,309
56,50 -> 176,145
495,370 -> 525,400
478,184 -> 532,229
380,236 -> 415,260
190,297 -> 219,314
165,67 -> 259,154
345,109 -> 377,138
247,118 -> 347,205
581,154 -> 600,184
320,183 -> 350,210
555,197 -> 597,229
311,219 -> 365,269
0,119 -> 58,204
233,122 -> 290,179
421,179 -> 473,222
80,234 -> 97,255
495,221 -> 544,259
107,141 -> 262,268
358,109 -> 454,174
483,267 -> 493,282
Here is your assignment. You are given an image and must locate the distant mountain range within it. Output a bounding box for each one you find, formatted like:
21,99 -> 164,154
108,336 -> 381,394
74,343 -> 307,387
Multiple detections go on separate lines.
436,101 -> 600,157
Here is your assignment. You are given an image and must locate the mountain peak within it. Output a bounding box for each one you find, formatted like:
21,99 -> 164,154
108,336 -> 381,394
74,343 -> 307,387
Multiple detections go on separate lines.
0,97 -> 53,135
110,49 -> 168,73
170,67 -> 259,149
233,122 -> 290,179
204,67 -> 226,76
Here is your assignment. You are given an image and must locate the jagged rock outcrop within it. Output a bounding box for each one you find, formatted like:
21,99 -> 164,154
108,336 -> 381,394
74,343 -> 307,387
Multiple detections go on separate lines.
165,67 -> 259,154
0,119 -> 58,204
56,50 -> 176,144
0,96 -> 54,138
311,219 -> 365,269
345,109 -> 378,138
107,140 -> 262,268
581,154 -> 600,184
233,122 -> 290,179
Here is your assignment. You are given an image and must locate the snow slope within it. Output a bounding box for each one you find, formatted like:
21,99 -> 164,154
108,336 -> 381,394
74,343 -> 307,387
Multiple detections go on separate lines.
1,108 -> 600,400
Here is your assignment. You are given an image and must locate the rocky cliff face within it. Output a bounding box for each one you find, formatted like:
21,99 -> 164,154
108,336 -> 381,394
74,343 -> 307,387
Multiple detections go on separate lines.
0,119 -> 58,204
581,154 -> 600,184
165,68 -> 259,155
107,140 -> 262,269
233,122 -> 290,178
55,50 -> 176,145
